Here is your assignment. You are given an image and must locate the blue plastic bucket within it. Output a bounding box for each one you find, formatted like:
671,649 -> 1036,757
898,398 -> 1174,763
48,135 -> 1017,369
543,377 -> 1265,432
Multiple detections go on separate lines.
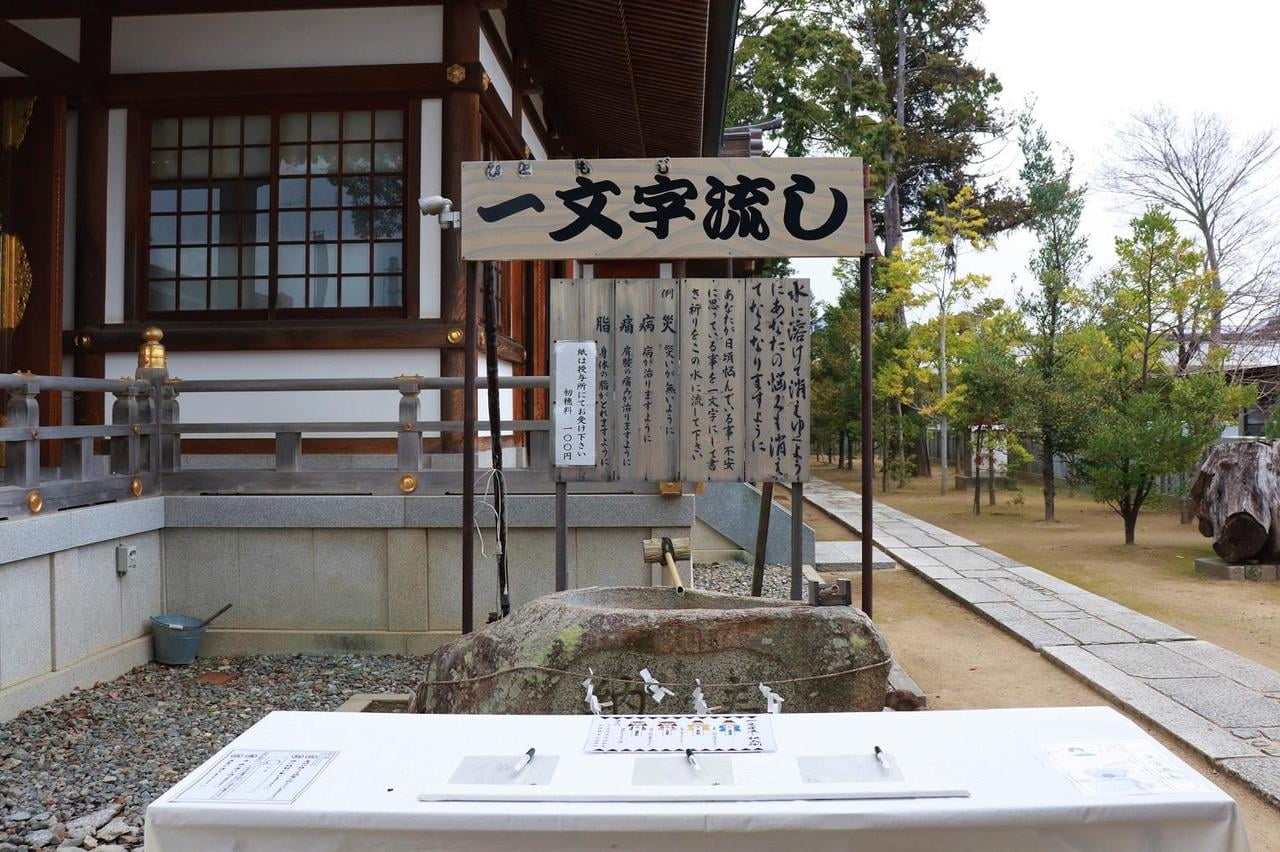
150,614 -> 207,665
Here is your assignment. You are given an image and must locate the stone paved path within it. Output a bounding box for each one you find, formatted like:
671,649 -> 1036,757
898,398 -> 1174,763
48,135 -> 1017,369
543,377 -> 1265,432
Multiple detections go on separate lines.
814,540 -> 894,571
806,477 -> 1280,808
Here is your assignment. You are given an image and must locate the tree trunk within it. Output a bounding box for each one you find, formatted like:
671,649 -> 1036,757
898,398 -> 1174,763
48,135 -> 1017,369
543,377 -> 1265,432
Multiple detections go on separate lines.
882,416 -> 891,492
915,433 -> 931,477
1123,509 -> 1138,545
939,312 -> 949,495
988,449 -> 996,506
837,431 -> 845,470
1042,434 -> 1057,523
1189,441 -> 1280,562
972,435 -> 982,515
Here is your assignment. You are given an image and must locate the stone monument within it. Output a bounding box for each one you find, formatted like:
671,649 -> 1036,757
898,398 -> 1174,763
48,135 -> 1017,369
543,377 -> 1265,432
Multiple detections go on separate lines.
410,587 -> 892,715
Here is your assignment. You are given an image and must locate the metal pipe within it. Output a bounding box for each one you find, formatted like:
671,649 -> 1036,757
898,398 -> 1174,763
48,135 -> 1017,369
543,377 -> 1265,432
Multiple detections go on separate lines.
860,165 -> 875,619
462,262 -> 478,634
482,261 -> 510,620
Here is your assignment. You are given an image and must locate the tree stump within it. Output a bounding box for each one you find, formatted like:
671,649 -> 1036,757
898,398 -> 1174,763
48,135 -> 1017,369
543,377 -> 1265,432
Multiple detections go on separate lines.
1189,440 -> 1280,563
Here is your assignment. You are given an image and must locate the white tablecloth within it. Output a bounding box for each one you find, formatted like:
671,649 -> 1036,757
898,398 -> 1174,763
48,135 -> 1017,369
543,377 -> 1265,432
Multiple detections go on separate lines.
145,706 -> 1249,852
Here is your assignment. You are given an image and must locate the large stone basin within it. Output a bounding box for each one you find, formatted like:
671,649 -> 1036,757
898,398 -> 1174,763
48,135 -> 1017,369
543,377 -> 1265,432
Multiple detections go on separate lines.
410,587 -> 892,714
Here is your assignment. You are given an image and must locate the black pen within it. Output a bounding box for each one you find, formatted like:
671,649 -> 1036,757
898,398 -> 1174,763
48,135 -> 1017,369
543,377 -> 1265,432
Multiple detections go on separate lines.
874,746 -> 889,770
685,748 -> 701,773
513,747 -> 536,775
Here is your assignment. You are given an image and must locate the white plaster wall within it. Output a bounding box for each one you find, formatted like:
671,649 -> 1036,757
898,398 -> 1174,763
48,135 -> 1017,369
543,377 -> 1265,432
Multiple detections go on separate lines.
489,10 -> 511,57
0,19 -> 80,77
419,99 -> 443,319
111,7 -> 443,73
525,124 -> 547,161
476,356 -> 513,436
480,28 -> 515,117
104,109 -> 128,325
106,349 -> 443,437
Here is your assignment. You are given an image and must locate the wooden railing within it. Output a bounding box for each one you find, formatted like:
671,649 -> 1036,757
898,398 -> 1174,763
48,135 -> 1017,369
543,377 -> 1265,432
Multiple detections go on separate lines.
0,334 -> 555,518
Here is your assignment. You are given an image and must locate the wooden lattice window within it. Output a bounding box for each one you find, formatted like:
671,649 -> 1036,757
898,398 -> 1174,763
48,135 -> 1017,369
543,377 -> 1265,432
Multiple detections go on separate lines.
144,107 -> 407,316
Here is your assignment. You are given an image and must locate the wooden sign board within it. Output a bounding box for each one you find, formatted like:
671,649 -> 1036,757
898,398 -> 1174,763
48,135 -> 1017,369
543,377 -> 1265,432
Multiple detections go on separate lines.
462,157 -> 864,260
552,279 -> 811,483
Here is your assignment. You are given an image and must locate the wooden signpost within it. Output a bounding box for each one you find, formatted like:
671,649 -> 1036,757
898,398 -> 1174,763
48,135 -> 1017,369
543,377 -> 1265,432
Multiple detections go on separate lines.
459,155 -> 873,627
551,278 -> 811,485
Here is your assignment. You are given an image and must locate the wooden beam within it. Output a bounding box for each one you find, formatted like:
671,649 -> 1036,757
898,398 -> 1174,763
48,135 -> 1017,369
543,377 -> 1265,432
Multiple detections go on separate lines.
440,0 -> 482,448
7,0 -> 443,17
65,320 -> 527,361
0,18 -> 90,95
101,62 -> 472,105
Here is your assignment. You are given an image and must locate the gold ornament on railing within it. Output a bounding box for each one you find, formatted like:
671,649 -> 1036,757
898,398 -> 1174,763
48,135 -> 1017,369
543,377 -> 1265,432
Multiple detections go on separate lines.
138,326 -> 167,369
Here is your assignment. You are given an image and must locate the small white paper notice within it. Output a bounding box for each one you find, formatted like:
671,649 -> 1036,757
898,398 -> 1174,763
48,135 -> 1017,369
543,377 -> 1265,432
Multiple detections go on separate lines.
553,340 -> 597,467
1044,740 -> 1202,796
175,750 -> 337,804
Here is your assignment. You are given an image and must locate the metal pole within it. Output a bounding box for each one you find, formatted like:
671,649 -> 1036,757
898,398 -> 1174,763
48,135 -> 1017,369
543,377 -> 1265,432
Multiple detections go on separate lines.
750,481 -> 774,596
790,481 -> 804,600
555,479 -> 568,591
860,165 -> 875,619
481,261 -> 510,620
462,262 -> 479,634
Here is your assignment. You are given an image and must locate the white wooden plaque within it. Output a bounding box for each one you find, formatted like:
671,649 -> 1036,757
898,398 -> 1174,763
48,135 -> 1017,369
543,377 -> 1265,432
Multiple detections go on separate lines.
462,157 -> 864,260
552,340 -> 597,467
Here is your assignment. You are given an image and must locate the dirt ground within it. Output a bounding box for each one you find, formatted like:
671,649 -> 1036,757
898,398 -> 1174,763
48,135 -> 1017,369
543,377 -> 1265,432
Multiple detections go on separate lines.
812,461 -> 1280,673
852,565 -> 1280,849
769,465 -> 1280,845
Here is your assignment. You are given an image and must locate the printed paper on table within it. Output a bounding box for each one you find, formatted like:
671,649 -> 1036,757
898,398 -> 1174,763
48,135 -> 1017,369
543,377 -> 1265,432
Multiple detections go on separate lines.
1043,740 -> 1203,796
587,715 -> 776,753
175,750 -> 338,804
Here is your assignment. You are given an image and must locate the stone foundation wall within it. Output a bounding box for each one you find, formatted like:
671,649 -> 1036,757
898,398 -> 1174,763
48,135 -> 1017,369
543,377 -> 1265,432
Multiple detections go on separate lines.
0,501 -> 165,721
0,494 -> 693,721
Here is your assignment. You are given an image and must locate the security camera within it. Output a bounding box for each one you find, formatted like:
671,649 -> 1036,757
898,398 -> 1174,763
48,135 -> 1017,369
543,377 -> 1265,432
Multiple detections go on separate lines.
418,195 -> 453,216
418,195 -> 460,229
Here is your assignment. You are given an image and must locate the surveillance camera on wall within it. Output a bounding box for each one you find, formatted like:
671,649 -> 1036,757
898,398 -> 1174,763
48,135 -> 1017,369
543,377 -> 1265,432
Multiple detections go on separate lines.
418,195 -> 460,229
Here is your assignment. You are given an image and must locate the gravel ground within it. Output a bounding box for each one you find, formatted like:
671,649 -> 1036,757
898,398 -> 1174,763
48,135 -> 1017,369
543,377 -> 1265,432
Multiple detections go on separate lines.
693,561 -> 796,599
0,654 -> 423,851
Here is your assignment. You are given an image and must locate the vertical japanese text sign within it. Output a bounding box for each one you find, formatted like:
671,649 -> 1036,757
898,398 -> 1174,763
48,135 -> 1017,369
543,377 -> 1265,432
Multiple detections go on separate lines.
552,340 -> 597,467
462,157 -> 864,260
552,279 -> 811,483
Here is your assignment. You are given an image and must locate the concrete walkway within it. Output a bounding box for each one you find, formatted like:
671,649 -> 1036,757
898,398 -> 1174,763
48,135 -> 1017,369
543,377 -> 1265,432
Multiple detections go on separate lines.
805,477 -> 1280,808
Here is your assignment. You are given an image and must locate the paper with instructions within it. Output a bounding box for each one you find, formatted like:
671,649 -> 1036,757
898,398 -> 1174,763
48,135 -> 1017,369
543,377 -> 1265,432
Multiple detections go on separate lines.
1043,740 -> 1202,796
175,750 -> 337,804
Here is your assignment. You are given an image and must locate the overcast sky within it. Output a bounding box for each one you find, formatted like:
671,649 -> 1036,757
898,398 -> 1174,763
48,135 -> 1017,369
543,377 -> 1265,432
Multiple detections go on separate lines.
793,0 -> 1280,318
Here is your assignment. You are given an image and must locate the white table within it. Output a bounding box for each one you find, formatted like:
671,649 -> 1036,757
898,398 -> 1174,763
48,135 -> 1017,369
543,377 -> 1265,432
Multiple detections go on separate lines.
145,706 -> 1249,852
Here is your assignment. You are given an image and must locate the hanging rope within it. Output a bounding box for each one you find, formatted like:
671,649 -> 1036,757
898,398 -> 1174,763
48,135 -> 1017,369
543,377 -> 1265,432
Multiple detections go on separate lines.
417,657 -> 892,691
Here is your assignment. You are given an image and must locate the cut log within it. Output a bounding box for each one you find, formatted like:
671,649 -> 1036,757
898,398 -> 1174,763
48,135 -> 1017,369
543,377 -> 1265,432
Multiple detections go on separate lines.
1189,440 -> 1280,563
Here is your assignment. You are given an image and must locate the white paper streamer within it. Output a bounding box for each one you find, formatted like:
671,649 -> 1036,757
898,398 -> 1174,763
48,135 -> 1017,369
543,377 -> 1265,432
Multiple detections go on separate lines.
691,678 -> 719,714
758,683 -> 785,714
639,668 -> 675,704
581,668 -> 612,716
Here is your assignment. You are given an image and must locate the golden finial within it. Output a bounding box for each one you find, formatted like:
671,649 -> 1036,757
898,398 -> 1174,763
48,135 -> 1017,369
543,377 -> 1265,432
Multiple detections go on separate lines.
138,326 -> 166,369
